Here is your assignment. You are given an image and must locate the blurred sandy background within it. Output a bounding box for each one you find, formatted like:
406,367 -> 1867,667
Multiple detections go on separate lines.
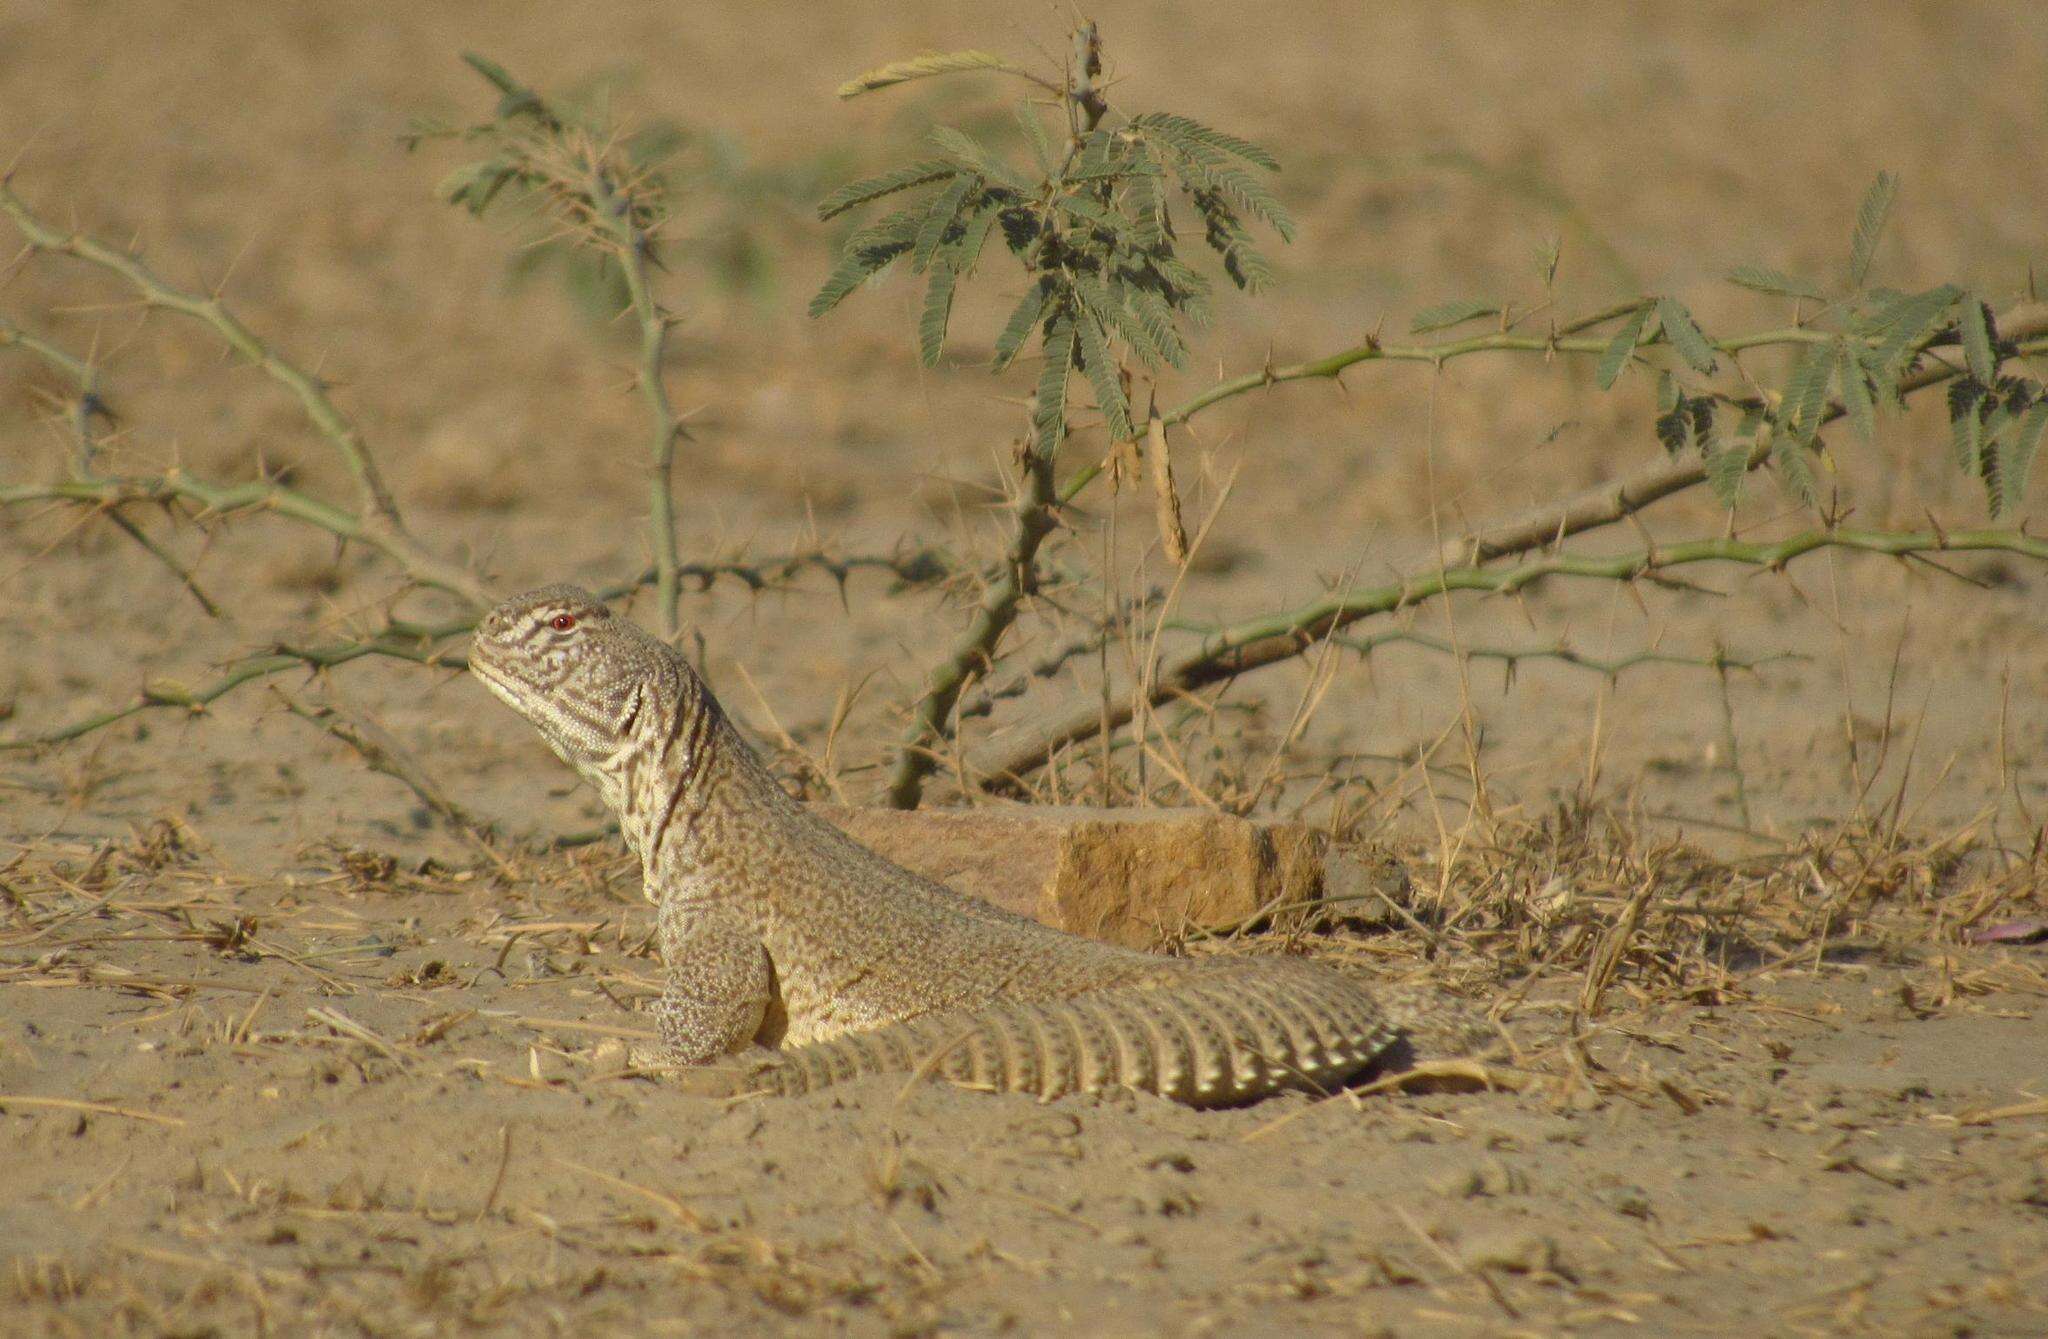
3,1 -> 2045,852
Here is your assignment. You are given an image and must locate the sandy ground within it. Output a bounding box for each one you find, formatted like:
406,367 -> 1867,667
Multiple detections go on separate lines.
4,1 -> 2048,1333
4,835 -> 2048,1334
3,829 -> 2046,1335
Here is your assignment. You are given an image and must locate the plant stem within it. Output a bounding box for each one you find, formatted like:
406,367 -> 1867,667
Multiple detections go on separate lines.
881,23 -> 1109,810
585,162 -> 686,639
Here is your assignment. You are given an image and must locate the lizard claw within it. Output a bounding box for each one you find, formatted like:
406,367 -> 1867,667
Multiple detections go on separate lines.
606,1039 -> 779,1098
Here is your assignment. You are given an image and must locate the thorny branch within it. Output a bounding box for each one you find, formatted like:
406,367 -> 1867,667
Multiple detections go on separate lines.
1,135 -> 950,755
1054,304 -> 2048,540
0,625 -> 472,752
893,296 -> 2048,801
970,526 -> 2048,795
0,181 -> 492,608
3,315 -> 221,615
0,309 -> 943,751
541,82 -> 693,639
955,593 -> 1159,724
1437,304 -> 2048,568
1323,631 -> 1801,683
0,544 -> 950,751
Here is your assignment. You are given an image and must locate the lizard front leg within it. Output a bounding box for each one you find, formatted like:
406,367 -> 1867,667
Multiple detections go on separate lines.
649,900 -> 775,1065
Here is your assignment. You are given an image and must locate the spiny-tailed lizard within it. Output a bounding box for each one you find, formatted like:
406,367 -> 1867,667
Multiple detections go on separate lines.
472,585 -> 1489,1107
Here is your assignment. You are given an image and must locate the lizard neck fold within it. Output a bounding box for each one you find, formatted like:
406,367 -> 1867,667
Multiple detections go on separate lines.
622,662 -> 806,895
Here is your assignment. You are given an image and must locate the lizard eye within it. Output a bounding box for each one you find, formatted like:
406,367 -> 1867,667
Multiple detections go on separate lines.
550,613 -> 577,631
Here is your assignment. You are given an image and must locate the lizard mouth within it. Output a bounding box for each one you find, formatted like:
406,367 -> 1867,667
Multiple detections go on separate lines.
467,646 -> 536,713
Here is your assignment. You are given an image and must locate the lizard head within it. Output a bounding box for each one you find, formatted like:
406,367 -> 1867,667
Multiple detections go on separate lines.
470,585 -> 676,782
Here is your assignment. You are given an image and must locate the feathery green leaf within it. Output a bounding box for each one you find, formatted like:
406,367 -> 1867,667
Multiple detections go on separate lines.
1065,156 -> 1161,186
1129,112 -> 1281,171
917,263 -> 958,367
950,197 -> 1002,278
1948,380 -> 1987,473
1960,297 -> 1998,384
1126,157 -> 1168,249
1836,339 -> 1877,443
1780,344 -> 1835,443
1051,190 -> 1143,244
1848,170 -> 1898,288
1173,154 -> 1296,242
1190,191 -> 1274,291
1656,297 -> 1719,374
1688,397 -> 1716,455
929,126 -> 1028,190
1704,445 -> 1748,509
1654,404 -> 1692,457
808,209 -> 919,318
1975,381 -> 2035,516
1034,316 -> 1077,457
1075,310 -> 1132,440
910,175 -> 975,273
994,206 -> 1042,258
993,282 -> 1052,372
1978,394 -> 2012,517
461,52 -> 523,98
460,52 -> 558,128
837,50 -> 1014,99
1999,398 -> 2048,519
1409,298 -> 1499,335
1867,283 -> 1961,381
1067,129 -> 1121,182
1843,338 -> 1901,411
1073,274 -> 1164,369
438,160 -> 519,217
1728,265 -> 1826,301
1772,434 -> 1821,508
1147,252 -> 1214,321
1212,167 -> 1296,241
816,159 -> 955,221
1655,369 -> 1679,416
1015,105 -> 1055,177
1124,286 -> 1191,367
1596,303 -> 1653,390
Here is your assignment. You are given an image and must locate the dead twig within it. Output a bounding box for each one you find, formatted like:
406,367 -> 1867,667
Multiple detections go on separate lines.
0,1094 -> 185,1127
271,685 -> 509,868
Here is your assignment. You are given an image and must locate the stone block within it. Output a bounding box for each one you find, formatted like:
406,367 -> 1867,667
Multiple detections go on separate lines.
811,804 -> 1359,949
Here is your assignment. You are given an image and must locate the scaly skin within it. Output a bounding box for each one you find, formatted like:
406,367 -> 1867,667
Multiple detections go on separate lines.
471,586 -> 1478,1107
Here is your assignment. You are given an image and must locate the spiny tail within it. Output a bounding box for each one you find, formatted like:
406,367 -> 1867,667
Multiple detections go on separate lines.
745,961 -> 1403,1109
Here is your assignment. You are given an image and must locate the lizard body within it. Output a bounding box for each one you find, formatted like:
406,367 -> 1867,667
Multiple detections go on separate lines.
472,586 -> 1477,1107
